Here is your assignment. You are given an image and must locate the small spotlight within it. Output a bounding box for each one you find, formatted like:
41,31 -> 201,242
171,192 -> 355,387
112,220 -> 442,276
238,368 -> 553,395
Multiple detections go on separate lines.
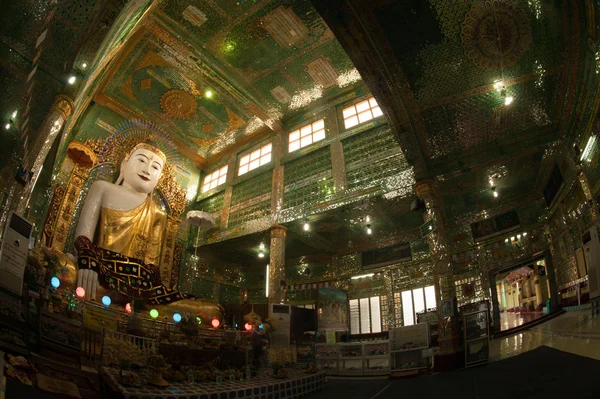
493,191 -> 498,198
511,236 -> 515,241
82,62 -> 87,69
494,81 -> 504,91
523,232 -> 527,236
505,96 -> 514,105
205,90 -> 213,98
258,252 -> 265,258
505,238 -> 509,243
5,123 -> 10,130
303,222 -> 309,231
11,111 -> 17,118
68,76 -> 76,84
366,215 -> 371,222
259,242 -> 265,250
517,234 -> 521,239
489,179 -> 494,186
367,224 -> 372,235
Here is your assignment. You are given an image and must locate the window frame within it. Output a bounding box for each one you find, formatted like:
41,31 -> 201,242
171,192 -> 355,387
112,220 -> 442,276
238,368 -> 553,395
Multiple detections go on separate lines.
341,96 -> 383,130
349,296 -> 383,335
201,164 -> 228,193
238,142 -> 273,176
288,119 -> 326,152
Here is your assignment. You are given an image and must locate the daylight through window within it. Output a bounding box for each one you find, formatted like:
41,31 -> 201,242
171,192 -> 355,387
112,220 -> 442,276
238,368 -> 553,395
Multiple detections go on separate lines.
288,119 -> 326,152
342,97 -> 383,129
202,165 -> 228,193
238,143 -> 272,176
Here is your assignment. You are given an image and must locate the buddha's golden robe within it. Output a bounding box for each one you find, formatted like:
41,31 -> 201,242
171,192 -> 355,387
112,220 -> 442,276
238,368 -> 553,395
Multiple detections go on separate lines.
97,196 -> 166,265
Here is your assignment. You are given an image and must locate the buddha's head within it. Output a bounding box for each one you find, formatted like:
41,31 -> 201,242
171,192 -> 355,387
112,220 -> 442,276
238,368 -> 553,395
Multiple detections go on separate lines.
119,141 -> 167,195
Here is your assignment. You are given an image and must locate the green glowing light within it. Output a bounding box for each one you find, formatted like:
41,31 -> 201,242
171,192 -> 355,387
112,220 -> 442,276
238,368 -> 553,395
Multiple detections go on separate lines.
150,309 -> 159,319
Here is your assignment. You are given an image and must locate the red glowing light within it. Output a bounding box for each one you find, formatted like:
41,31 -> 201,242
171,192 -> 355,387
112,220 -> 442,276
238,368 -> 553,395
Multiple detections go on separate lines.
245,323 -> 252,331
125,303 -> 132,313
211,318 -> 220,328
76,287 -> 85,298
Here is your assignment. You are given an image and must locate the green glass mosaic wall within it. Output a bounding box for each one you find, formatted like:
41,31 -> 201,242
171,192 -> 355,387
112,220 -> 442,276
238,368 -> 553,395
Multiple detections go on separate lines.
342,127 -> 408,191
219,284 -> 241,305
195,192 -> 225,225
192,277 -> 215,300
228,171 -> 273,228
247,288 -> 267,304
283,146 -> 333,209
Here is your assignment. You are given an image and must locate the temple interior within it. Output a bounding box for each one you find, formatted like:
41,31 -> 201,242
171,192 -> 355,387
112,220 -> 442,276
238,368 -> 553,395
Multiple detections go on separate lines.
0,1 -> 600,398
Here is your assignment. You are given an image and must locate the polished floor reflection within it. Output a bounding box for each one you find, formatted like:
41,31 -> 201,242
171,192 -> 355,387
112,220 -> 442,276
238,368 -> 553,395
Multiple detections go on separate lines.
499,311 -> 546,330
490,309 -> 600,362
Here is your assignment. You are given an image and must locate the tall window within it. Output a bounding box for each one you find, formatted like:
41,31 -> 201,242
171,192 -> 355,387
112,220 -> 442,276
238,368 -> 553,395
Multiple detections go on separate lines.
202,165 -> 228,193
400,285 -> 437,326
238,143 -> 272,176
288,119 -> 326,152
342,96 -> 383,129
349,296 -> 382,334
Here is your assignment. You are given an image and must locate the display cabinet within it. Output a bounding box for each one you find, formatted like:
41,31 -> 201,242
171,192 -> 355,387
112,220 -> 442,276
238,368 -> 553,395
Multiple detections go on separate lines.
463,309 -> 489,367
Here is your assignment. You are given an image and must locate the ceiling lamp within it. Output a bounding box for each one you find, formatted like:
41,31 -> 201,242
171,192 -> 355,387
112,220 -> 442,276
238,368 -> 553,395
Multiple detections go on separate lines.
81,62 -> 87,69
366,224 -> 372,235
4,123 -> 10,130
492,187 -> 498,197
205,90 -> 213,98
258,252 -> 265,258
366,215 -> 371,222
504,96 -> 514,106
581,135 -> 597,162
11,110 -> 17,118
494,81 -> 504,91
259,242 -> 265,250
303,221 -> 310,231
68,76 -> 76,85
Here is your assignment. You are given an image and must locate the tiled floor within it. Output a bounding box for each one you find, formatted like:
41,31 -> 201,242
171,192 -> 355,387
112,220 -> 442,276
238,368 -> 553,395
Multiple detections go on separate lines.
499,311 -> 547,331
490,309 -> 600,362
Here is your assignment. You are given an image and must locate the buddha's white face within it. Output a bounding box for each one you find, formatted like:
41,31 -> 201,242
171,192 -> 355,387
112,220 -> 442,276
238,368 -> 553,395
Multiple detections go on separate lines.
121,148 -> 164,194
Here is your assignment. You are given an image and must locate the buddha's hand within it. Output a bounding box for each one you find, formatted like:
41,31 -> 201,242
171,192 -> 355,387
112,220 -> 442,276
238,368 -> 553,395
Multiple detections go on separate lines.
77,268 -> 99,301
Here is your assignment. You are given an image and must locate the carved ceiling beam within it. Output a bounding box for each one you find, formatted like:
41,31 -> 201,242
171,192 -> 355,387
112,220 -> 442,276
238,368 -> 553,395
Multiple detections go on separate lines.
312,0 -> 429,181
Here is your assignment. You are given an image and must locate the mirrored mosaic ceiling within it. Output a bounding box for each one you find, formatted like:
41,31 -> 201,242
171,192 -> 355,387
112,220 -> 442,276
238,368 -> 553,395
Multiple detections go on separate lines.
98,0 -> 362,162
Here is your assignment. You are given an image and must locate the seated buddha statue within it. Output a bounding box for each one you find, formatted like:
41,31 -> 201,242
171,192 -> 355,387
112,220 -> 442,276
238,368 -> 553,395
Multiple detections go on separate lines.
74,141 -> 189,306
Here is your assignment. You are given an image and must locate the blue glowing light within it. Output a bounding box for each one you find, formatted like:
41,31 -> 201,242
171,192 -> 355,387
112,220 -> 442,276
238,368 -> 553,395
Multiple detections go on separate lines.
259,324 -> 264,329
101,296 -> 111,306
173,313 -> 182,322
50,277 -> 60,289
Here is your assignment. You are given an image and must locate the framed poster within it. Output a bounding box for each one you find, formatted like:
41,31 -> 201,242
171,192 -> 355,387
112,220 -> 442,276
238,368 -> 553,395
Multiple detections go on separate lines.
440,299 -> 454,317
316,287 -> 348,331
389,323 -> 429,351
575,247 -> 587,278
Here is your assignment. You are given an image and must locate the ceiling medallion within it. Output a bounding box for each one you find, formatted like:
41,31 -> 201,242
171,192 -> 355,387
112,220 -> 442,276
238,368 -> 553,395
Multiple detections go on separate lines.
461,2 -> 532,70
160,89 -> 197,120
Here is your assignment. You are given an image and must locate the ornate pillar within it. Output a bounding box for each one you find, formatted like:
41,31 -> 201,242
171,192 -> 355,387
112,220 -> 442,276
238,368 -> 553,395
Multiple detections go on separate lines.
327,107 -> 347,192
19,95 -> 74,214
268,224 -> 287,308
271,132 -> 284,224
415,180 -> 460,355
563,143 -> 599,223
220,154 -> 237,229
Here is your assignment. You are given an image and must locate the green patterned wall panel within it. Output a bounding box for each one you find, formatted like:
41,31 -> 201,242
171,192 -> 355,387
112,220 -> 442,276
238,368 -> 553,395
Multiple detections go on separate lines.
192,277 -> 215,300
248,288 -> 267,304
219,284 -> 241,305
283,146 -> 332,209
228,172 -> 272,228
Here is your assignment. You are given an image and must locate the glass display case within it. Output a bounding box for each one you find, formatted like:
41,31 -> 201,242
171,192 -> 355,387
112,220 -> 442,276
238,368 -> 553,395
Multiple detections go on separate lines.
463,309 -> 489,367
312,341 -> 390,376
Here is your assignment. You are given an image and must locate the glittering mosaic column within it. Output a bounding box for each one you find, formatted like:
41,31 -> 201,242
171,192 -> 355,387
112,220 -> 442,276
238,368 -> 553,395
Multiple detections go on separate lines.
327,107 -> 347,192
563,145 -> 599,223
18,95 -> 74,214
271,133 -> 284,223
269,224 -> 287,307
415,180 -> 460,354
220,154 -> 237,229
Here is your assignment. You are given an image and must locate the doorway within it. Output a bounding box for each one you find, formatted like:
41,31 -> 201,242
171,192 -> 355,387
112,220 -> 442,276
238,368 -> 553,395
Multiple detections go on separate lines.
494,258 -> 552,331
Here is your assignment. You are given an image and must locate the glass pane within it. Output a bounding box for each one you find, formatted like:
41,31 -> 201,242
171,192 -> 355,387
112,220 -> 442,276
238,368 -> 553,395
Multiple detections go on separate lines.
301,135 -> 312,147
358,110 -> 373,123
289,140 -> 300,152
343,106 -> 356,118
249,159 -> 260,170
425,285 -> 437,309
219,166 -> 228,176
356,100 -> 370,113
240,155 -> 250,166
401,290 -> 414,326
349,299 -> 359,335
261,143 -> 272,155
344,116 -> 359,129
372,106 -> 383,118
238,164 -> 248,175
209,180 -> 217,189
259,153 -> 271,165
289,130 -> 300,142
360,298 -> 370,334
300,126 -> 312,137
370,297 -> 382,333
312,129 -> 326,142
369,97 -> 378,107
218,175 -> 226,185
203,175 -> 212,185
250,149 -> 261,161
413,288 -> 425,319
202,184 -> 210,193
312,119 -> 325,130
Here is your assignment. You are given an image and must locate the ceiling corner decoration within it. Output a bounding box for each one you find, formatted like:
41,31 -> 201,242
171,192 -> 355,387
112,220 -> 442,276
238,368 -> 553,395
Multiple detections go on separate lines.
461,1 -> 532,70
